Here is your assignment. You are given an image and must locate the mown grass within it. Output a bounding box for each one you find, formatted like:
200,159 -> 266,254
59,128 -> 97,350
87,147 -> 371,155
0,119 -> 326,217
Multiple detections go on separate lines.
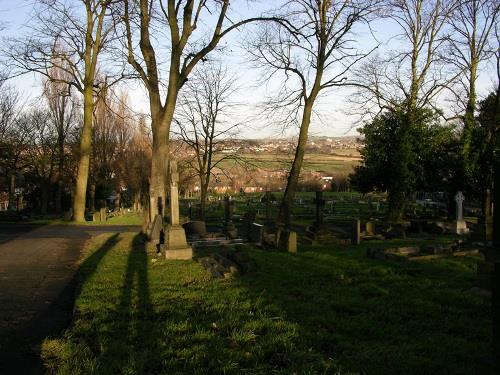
41,233 -> 490,375
25,212 -> 143,226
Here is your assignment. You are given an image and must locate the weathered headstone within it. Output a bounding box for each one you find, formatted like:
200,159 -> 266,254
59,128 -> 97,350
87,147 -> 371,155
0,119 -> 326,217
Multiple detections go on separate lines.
161,161 -> 193,260
365,221 -> 375,236
304,191 -> 332,244
92,211 -> 100,222
149,214 -> 163,242
223,196 -> 238,239
277,228 -> 297,253
249,223 -> 264,245
453,191 -> 467,234
100,207 -> 107,222
351,219 -> 361,245
313,191 -> 326,228
183,221 -> 207,238
64,208 -> 73,221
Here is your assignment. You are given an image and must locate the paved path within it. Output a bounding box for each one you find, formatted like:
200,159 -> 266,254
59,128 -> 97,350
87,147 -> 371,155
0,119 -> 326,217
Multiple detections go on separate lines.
0,224 -> 140,374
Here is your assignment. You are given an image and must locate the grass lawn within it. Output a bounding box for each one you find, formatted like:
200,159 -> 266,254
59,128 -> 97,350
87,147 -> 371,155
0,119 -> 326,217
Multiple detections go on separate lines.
25,212 -> 143,226
41,233 -> 491,374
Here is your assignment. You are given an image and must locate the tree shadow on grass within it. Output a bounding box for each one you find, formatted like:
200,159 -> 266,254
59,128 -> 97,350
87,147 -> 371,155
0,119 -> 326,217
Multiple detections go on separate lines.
235,244 -> 490,375
92,234 -> 159,374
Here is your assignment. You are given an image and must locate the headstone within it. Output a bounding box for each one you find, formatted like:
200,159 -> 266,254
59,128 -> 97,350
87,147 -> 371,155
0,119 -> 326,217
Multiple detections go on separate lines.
277,229 -> 297,253
223,196 -> 237,238
249,223 -> 264,245
313,191 -> 326,228
304,191 -> 332,244
183,221 -> 207,238
351,219 -> 361,245
453,191 -> 467,234
161,160 -> 193,260
100,207 -> 107,222
64,208 -> 73,221
149,214 -> 163,241
92,211 -> 100,222
365,221 -> 375,236
243,208 -> 257,237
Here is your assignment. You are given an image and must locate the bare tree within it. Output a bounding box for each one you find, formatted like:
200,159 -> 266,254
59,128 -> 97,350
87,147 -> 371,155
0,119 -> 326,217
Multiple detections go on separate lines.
4,0 -> 119,221
44,68 -> 79,212
351,0 -> 456,221
446,0 -> 499,185
174,63 -> 240,219
20,108 -> 56,214
249,0 -> 380,224
120,0 -> 283,220
0,82 -> 26,209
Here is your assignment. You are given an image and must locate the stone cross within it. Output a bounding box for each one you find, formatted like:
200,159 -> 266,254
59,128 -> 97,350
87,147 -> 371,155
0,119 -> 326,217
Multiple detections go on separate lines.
314,191 -> 326,227
455,191 -> 465,221
169,160 -> 180,225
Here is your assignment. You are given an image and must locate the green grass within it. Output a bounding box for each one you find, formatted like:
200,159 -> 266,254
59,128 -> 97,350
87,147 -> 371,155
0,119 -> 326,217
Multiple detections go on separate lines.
42,233 -> 490,374
25,212 -> 143,226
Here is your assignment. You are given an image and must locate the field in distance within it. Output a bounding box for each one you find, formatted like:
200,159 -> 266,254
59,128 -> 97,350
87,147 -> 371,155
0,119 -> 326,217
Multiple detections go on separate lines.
231,148 -> 361,175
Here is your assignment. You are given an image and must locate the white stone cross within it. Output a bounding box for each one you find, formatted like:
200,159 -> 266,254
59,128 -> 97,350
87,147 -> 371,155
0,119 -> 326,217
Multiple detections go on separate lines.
455,191 -> 465,221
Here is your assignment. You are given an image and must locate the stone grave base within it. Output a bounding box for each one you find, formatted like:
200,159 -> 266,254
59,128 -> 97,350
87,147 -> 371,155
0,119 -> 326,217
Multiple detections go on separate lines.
199,249 -> 256,279
453,219 -> 468,235
163,247 -> 193,260
304,226 -> 338,245
161,224 -> 193,260
367,243 -> 480,262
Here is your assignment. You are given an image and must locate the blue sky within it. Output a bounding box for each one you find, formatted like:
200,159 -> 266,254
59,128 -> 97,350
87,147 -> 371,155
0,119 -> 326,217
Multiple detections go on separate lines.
1,0 -> 498,139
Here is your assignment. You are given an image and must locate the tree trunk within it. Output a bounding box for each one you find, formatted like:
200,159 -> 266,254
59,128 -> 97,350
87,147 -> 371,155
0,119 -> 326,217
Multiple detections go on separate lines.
89,183 -> 95,212
72,86 -> 93,222
40,179 -> 49,215
279,100 -> 314,224
461,60 -> 478,187
55,137 -> 65,213
148,65 -> 180,220
8,173 -> 16,210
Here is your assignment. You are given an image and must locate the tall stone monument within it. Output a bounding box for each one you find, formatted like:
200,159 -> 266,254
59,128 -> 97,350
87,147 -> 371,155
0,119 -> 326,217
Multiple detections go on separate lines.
453,191 -> 468,234
161,161 -> 193,260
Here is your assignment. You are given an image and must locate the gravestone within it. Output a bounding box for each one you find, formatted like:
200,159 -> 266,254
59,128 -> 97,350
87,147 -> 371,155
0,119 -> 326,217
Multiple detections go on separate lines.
264,191 -> 274,227
314,191 -> 326,228
64,208 -> 73,221
100,207 -> 107,222
351,219 -> 361,245
304,191 -> 332,244
92,211 -> 100,222
149,214 -> 163,243
453,191 -> 467,234
249,223 -> 264,245
183,221 -> 207,238
243,208 -> 257,237
277,228 -> 297,253
223,196 -> 238,239
161,161 -> 193,260
365,221 -> 375,236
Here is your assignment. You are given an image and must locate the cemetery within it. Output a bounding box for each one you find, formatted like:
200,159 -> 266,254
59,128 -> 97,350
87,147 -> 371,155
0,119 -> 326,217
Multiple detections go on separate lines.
0,0 -> 499,374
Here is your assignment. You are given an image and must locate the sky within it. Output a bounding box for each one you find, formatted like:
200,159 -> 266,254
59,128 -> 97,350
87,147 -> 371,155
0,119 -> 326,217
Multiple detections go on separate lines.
1,0 -> 498,139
